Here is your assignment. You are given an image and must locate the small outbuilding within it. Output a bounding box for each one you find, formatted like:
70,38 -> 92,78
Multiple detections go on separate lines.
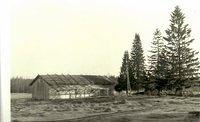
29,74 -> 116,100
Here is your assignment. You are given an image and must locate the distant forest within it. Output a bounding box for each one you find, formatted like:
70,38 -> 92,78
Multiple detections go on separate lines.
11,77 -> 32,93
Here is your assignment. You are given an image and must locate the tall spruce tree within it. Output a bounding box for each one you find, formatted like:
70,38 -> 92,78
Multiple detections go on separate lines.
130,34 -> 146,91
164,6 -> 200,92
148,29 -> 164,77
148,29 -> 169,94
115,51 -> 133,92
153,49 -> 170,94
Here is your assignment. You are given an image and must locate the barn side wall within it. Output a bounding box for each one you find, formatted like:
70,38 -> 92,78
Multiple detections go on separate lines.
31,78 -> 49,100
48,85 -> 115,99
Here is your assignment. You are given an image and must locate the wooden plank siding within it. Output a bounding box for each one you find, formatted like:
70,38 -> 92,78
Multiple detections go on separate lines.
31,78 -> 49,100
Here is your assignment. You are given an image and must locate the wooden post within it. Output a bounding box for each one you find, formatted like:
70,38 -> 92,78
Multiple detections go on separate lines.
125,51 -> 131,96
75,89 -> 77,98
69,92 -> 71,99
84,89 -> 85,98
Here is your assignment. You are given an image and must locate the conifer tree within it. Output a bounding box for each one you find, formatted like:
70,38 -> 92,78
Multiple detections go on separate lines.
148,29 -> 164,77
130,34 -> 146,91
115,51 -> 132,92
148,29 -> 169,94
164,6 -> 200,92
154,49 -> 170,94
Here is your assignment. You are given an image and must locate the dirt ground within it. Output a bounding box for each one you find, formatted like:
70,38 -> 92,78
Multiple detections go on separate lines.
11,93 -> 200,122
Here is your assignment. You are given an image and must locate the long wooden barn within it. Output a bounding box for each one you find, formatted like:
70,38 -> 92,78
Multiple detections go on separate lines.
29,74 -> 116,100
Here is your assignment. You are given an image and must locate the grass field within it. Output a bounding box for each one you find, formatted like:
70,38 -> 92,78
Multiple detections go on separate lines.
11,93 -> 200,122
11,93 -> 32,99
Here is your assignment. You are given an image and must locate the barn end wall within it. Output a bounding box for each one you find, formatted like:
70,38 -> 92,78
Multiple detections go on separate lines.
31,78 -> 49,100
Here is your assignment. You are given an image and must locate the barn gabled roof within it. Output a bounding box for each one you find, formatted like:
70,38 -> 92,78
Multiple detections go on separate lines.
29,74 -> 116,86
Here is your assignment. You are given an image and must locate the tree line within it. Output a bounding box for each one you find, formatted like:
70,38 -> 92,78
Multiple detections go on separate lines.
11,77 -> 32,93
115,6 -> 200,95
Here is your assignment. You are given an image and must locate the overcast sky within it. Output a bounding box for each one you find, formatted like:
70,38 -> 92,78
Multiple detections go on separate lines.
11,0 -> 200,78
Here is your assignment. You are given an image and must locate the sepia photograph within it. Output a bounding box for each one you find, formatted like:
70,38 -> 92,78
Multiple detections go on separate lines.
1,0 -> 200,122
